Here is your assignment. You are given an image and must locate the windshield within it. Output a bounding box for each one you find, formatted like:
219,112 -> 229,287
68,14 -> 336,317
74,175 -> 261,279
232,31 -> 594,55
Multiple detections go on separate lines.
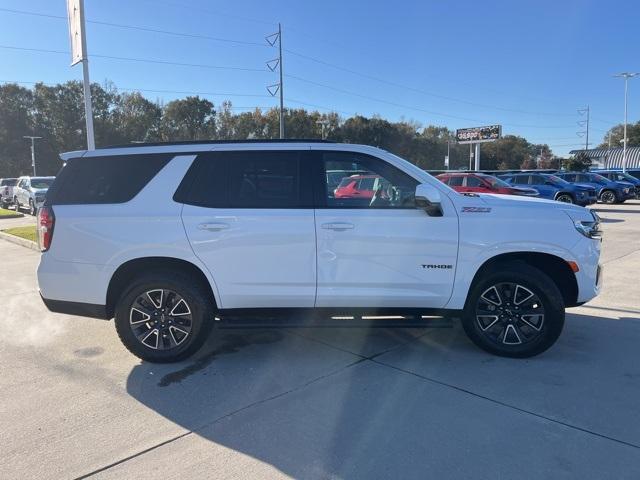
483,176 -> 511,188
30,178 -> 54,189
590,174 -> 609,184
547,175 -> 569,186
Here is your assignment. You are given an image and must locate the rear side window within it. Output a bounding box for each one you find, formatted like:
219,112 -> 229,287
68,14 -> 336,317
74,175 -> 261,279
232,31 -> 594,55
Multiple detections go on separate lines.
513,175 -> 530,185
465,176 -> 483,187
1,179 -> 17,186
47,154 -> 172,205
176,150 -> 312,209
448,176 -> 464,187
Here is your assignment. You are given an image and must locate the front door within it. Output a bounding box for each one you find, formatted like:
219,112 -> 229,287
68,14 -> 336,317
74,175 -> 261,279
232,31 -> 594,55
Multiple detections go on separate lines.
314,151 -> 458,308
180,150 -> 316,309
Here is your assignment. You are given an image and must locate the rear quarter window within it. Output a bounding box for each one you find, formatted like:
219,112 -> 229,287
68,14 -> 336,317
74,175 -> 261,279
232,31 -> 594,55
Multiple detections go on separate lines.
46,154 -> 172,205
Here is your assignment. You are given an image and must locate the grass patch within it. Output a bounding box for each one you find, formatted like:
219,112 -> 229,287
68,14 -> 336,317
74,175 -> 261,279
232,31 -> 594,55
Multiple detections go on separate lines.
3,226 -> 37,242
0,208 -> 20,217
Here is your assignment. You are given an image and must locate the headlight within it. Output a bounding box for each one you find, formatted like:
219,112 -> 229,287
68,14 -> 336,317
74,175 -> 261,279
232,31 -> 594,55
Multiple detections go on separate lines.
574,211 -> 602,239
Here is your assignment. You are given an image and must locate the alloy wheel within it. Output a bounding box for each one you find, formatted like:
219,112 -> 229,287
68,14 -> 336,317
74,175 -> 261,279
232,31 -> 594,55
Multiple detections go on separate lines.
556,194 -> 573,203
475,282 -> 545,346
601,190 -> 616,204
129,289 -> 193,350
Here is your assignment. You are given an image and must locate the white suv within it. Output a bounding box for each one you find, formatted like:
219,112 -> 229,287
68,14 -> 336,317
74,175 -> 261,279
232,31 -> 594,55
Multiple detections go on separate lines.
37,141 -> 602,362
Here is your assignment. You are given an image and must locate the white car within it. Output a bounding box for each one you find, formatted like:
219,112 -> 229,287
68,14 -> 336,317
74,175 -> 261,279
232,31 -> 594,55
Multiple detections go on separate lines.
37,141 -> 602,362
14,176 -> 55,215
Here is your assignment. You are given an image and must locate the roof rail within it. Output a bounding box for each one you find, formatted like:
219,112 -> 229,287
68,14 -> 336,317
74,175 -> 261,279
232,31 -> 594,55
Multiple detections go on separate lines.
97,138 -> 333,150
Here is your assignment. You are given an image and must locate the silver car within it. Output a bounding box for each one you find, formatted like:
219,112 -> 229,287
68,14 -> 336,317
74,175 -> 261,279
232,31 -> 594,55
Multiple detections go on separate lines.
14,176 -> 55,215
0,178 -> 18,209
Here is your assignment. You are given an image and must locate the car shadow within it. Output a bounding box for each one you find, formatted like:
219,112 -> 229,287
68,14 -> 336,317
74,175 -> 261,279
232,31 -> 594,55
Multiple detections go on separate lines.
593,208 -> 640,215
125,311 -> 640,478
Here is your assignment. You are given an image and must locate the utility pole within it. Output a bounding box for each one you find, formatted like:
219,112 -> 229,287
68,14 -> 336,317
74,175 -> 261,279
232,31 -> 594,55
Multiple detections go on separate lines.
445,140 -> 450,170
316,119 -> 330,139
67,0 -> 95,149
577,105 -> 590,152
23,136 -> 42,176
266,24 -> 284,139
614,73 -> 638,173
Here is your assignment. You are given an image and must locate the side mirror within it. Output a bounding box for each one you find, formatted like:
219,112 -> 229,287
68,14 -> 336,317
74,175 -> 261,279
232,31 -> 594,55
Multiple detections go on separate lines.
415,183 -> 443,217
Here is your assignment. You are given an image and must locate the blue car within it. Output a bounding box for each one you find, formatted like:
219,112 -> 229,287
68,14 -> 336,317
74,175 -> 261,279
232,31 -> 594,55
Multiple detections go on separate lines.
499,173 -> 597,206
595,170 -> 640,199
555,172 -> 635,204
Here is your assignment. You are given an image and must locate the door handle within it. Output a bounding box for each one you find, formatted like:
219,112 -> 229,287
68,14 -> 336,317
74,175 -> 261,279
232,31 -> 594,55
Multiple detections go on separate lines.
198,222 -> 229,232
321,222 -> 354,231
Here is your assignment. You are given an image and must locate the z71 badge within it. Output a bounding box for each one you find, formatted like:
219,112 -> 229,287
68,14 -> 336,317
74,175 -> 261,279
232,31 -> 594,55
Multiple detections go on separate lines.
461,206 -> 492,213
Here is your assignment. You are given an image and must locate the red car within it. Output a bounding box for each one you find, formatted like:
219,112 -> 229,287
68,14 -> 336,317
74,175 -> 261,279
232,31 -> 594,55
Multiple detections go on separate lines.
436,172 -> 539,197
334,174 -> 389,199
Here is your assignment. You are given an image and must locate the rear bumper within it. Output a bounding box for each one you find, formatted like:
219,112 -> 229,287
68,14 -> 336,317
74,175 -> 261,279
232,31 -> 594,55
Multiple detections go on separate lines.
40,294 -> 110,320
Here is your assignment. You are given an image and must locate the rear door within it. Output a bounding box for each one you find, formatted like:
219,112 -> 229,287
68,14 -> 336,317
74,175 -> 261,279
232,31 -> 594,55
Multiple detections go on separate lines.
528,175 -> 555,199
180,150 -> 317,309
313,150 -> 458,308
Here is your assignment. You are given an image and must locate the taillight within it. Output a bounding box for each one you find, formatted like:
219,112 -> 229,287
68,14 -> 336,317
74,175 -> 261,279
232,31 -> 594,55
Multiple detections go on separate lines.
37,206 -> 55,252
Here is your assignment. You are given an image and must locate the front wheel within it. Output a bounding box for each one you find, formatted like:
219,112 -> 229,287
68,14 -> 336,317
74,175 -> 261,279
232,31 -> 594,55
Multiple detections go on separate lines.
461,262 -> 565,358
29,199 -> 36,216
114,270 -> 215,363
14,197 -> 20,211
599,190 -> 616,204
555,193 -> 573,204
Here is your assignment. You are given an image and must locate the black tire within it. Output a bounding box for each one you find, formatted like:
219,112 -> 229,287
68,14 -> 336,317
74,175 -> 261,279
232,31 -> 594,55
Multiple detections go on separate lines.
599,189 -> 616,204
29,199 -> 36,216
461,262 -> 565,358
114,270 -> 215,363
555,193 -> 573,204
14,197 -> 19,211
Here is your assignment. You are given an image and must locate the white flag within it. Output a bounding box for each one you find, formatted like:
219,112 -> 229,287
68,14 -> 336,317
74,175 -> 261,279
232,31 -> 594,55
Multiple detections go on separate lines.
67,0 -> 85,66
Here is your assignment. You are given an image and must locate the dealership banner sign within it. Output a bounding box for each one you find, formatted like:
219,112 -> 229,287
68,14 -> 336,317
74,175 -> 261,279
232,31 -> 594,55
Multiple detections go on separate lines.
455,125 -> 502,144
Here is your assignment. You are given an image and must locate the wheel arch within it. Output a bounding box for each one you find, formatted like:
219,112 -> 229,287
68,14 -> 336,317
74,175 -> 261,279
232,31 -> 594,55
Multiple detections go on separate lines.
554,190 -> 574,202
106,257 -> 218,318
466,252 -> 578,308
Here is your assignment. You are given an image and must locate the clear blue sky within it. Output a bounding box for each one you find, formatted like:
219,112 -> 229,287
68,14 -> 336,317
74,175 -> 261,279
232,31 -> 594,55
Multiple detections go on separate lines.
1,0 -> 638,155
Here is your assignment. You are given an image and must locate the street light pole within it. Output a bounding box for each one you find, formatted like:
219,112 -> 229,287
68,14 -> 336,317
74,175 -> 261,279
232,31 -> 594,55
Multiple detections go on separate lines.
614,72 -> 639,173
23,136 -> 42,176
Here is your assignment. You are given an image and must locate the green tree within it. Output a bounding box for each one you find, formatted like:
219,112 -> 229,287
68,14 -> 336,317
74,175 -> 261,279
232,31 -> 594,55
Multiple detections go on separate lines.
0,83 -> 34,176
565,151 -> 592,171
160,96 -> 215,140
600,122 -> 640,148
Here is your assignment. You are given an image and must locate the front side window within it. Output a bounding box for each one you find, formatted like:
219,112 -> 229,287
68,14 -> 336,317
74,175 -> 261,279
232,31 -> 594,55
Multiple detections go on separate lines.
321,151 -> 418,208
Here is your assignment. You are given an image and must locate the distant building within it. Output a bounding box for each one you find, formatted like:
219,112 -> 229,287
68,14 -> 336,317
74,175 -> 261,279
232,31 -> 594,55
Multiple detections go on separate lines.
569,146 -> 640,169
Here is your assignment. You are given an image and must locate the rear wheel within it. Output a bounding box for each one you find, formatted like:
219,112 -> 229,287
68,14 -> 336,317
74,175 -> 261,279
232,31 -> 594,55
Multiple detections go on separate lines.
555,193 -> 573,203
461,262 -> 565,358
114,270 -> 215,363
600,190 -> 616,204
14,197 -> 20,211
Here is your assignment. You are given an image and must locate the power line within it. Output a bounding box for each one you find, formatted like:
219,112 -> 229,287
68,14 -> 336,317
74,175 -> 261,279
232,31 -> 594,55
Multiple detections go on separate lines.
0,7 -> 267,48
284,48 -> 579,118
285,73 -> 578,129
0,79 -> 276,101
0,44 -> 267,73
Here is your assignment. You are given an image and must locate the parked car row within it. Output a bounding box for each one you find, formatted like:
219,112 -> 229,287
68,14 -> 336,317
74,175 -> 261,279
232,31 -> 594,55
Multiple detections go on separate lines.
0,176 -> 55,215
432,170 -> 638,206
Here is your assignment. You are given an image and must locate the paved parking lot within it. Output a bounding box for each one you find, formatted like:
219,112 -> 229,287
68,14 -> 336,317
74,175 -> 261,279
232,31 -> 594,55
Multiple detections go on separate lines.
2,202 -> 640,479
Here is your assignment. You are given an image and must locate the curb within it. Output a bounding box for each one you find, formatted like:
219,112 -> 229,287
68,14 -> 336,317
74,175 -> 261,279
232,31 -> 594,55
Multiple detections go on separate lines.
0,231 -> 39,251
0,213 -> 25,219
